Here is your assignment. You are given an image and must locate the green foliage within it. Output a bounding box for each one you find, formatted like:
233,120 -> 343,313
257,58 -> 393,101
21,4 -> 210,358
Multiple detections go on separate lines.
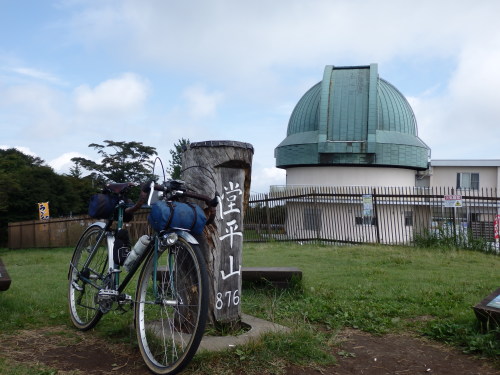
0,149 -> 87,246
167,138 -> 189,180
425,320 -> 500,357
71,140 -> 158,184
414,227 -> 493,253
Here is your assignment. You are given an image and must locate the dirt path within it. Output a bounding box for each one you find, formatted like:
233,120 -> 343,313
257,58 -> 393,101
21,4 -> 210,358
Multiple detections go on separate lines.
1,326 -> 498,375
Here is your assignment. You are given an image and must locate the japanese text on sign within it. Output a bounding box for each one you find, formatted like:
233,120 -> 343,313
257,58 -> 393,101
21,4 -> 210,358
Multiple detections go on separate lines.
443,195 -> 463,207
38,202 -> 50,220
218,181 -> 243,248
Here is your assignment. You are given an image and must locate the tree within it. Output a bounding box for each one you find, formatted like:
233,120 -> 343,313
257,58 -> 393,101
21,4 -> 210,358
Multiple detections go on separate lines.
0,148 -> 83,246
71,140 -> 158,184
167,138 -> 190,180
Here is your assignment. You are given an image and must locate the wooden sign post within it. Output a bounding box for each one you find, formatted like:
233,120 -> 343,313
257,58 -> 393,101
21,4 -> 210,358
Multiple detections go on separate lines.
181,141 -> 253,324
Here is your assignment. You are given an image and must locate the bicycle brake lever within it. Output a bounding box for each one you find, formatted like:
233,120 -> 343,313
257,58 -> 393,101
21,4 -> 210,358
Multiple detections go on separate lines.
147,180 -> 155,206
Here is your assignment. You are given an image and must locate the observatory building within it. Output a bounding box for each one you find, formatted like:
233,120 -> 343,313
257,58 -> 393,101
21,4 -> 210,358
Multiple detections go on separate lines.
270,64 -> 500,244
275,64 -> 430,187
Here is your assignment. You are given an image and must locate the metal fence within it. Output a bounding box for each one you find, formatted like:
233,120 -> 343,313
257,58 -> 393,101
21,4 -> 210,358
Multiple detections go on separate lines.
244,186 -> 500,246
7,186 -> 500,249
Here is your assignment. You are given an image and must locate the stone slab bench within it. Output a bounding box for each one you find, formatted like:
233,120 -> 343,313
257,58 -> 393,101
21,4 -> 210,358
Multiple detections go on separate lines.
0,258 -> 12,291
156,266 -> 302,289
242,267 -> 302,288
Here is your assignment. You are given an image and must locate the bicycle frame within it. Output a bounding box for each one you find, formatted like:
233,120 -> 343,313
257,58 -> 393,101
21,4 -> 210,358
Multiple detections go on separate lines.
76,202 -> 201,303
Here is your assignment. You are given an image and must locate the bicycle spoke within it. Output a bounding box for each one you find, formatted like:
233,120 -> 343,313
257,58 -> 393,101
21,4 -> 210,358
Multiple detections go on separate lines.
135,238 -> 208,374
68,224 -> 108,330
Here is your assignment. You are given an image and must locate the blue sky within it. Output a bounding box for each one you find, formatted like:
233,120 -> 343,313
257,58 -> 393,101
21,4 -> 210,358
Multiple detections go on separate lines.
2,0 -> 500,193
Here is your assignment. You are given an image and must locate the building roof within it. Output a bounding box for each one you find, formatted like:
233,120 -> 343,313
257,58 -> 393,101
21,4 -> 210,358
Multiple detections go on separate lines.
431,160 -> 500,167
275,64 -> 430,170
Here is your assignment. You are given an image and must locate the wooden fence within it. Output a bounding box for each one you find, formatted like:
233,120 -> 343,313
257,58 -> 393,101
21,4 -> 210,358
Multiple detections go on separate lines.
7,210 -> 150,249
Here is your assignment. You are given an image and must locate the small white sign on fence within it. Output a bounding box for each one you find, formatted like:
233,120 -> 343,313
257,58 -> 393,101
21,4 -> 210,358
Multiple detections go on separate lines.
443,195 -> 463,207
362,194 -> 373,216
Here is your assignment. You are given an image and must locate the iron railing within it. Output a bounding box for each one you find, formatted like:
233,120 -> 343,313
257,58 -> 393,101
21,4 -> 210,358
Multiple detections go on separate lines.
7,186 -> 500,249
244,186 -> 500,246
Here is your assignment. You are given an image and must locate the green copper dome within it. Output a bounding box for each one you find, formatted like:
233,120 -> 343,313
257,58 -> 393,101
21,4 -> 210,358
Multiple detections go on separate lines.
275,64 -> 430,170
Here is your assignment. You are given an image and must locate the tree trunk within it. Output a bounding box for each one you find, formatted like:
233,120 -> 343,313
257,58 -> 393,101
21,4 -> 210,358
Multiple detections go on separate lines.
181,140 -> 253,325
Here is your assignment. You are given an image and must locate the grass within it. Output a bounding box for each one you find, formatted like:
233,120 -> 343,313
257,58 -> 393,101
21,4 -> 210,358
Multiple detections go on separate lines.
241,243 -> 500,355
1,243 -> 499,374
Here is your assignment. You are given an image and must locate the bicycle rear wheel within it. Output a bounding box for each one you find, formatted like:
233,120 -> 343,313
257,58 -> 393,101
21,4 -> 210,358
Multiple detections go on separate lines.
135,237 -> 208,375
68,223 -> 109,330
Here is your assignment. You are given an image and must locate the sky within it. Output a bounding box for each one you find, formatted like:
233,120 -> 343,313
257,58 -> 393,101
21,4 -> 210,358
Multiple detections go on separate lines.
1,0 -> 500,194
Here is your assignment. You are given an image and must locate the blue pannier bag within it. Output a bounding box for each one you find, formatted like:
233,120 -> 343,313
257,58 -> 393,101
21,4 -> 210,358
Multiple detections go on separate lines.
88,193 -> 119,219
148,200 -> 207,235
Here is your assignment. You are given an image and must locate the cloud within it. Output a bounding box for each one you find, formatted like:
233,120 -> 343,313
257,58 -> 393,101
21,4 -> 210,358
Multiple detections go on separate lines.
182,85 -> 224,119
74,72 -> 149,115
0,83 -> 67,138
250,167 -> 286,193
410,29 -> 500,159
59,0 -> 500,118
0,145 -> 38,157
48,151 -> 89,174
64,1 -> 500,76
9,67 -> 66,85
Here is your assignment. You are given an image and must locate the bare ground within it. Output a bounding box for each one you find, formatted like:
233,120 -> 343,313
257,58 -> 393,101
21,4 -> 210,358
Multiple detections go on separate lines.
0,326 -> 499,375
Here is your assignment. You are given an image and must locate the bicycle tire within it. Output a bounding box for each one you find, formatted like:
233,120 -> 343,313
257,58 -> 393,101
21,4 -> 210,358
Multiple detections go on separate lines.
135,237 -> 208,375
68,223 -> 109,330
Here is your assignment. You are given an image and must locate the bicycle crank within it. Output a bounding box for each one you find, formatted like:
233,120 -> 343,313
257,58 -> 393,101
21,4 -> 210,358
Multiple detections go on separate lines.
96,289 -> 119,313
96,289 -> 133,313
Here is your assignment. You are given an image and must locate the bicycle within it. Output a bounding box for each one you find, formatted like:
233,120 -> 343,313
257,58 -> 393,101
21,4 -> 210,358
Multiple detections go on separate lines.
68,176 -> 218,375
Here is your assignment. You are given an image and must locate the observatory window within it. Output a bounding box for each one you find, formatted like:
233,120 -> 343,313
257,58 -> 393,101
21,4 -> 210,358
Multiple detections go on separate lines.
404,211 -> 413,226
303,207 -> 322,231
355,216 -> 377,225
456,173 -> 479,190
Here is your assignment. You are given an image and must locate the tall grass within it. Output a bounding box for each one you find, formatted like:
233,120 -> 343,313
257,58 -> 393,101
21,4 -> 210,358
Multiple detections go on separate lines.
414,227 -> 495,253
1,243 -> 499,374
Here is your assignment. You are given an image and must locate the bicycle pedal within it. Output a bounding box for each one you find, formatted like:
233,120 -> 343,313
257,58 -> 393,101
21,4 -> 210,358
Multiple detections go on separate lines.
72,281 -> 83,291
98,289 -> 119,300
118,293 -> 133,304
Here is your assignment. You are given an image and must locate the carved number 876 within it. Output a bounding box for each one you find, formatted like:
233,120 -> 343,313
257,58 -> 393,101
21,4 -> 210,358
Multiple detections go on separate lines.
215,290 -> 240,310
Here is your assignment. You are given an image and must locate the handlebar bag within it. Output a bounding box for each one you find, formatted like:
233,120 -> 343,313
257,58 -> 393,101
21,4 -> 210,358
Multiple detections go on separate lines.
148,200 -> 207,235
88,193 -> 119,219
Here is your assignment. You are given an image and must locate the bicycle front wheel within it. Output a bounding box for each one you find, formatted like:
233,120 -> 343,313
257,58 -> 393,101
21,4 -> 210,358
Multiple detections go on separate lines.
135,237 -> 208,375
68,223 -> 109,330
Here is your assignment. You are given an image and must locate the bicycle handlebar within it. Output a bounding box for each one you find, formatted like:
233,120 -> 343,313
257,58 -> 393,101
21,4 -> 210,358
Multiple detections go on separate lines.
124,180 -> 219,222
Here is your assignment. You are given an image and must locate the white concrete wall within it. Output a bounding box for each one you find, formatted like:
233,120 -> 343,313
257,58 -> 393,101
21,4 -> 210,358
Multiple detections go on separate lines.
286,166 -> 416,187
284,202 -> 425,244
430,166 -> 499,189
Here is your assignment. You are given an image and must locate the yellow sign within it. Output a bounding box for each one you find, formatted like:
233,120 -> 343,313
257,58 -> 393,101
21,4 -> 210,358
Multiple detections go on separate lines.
38,202 -> 50,220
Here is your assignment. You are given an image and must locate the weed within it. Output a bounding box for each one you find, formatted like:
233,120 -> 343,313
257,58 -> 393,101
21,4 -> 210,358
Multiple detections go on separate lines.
425,320 -> 500,357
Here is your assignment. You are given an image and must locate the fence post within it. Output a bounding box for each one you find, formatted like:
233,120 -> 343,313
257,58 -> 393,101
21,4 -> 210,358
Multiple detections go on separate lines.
265,194 -> 271,238
372,187 -> 381,243
313,188 -> 321,241
182,140 -> 254,326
